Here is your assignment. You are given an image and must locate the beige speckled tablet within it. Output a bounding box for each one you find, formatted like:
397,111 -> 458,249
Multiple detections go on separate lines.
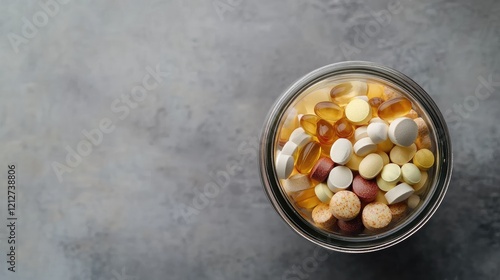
389,202 -> 408,222
329,191 -> 361,221
362,202 -> 392,230
312,203 -> 337,229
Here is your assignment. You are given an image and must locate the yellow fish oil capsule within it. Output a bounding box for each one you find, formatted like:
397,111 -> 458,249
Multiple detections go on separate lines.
296,141 -> 321,174
300,114 -> 319,136
377,97 -> 412,121
316,119 -> 336,145
314,101 -> 344,122
330,81 -> 368,106
334,118 -> 355,138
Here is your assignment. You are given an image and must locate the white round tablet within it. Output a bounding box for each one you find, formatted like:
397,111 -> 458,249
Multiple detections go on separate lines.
327,166 -> 353,192
353,137 -> 377,156
388,117 -> 418,147
367,122 -> 388,144
330,138 -> 353,165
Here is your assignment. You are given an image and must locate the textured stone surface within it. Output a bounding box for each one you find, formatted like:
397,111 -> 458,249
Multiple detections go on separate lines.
0,0 -> 499,279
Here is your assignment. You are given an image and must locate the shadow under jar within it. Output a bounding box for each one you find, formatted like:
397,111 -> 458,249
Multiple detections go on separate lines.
259,61 -> 453,253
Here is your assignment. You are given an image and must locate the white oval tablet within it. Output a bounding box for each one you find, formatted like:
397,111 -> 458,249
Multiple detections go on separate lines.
327,166 -> 353,192
276,154 -> 294,179
388,117 -> 418,147
281,141 -> 298,158
367,122 -> 388,144
289,129 -> 312,148
354,126 -> 368,141
329,138 -> 353,165
385,183 -> 415,204
353,137 -> 377,156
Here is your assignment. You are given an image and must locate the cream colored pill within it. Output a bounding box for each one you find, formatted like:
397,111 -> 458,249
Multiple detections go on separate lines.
327,166 -> 353,192
381,163 -> 401,183
377,151 -> 390,165
390,144 -> 417,165
281,141 -> 298,158
413,149 -> 435,170
345,153 -> 364,171
329,191 -> 361,221
359,153 -> 384,180
353,137 -> 377,156
354,126 -> 368,141
312,203 -> 337,229
412,171 -> 428,195
330,138 -> 353,165
401,163 -> 421,185
345,99 -> 372,125
376,175 -> 397,191
314,183 -> 334,203
367,122 -> 388,144
282,174 -> 311,192
407,194 -> 420,209
385,182 -> 415,204
362,202 -> 392,231
276,154 -> 294,179
388,117 -> 418,147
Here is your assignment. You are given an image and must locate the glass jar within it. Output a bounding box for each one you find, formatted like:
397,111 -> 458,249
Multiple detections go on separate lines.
259,61 -> 453,253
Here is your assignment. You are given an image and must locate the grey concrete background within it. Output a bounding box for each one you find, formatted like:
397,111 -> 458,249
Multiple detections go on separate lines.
1,0 -> 499,279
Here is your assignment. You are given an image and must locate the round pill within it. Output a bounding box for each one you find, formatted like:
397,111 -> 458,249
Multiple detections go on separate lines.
314,183 -> 334,203
401,163 -> 421,185
354,126 -> 369,141
388,117 -> 418,147
362,202 -> 392,231
345,99 -> 372,125
390,144 -> 417,165
389,202 -> 408,222
377,151 -> 390,166
381,163 -> 401,183
358,153 -> 384,180
376,175 -> 397,191
367,122 -> 388,144
329,191 -> 361,221
309,157 -> 335,182
281,141 -> 299,158
312,203 -> 337,229
276,154 -> 294,179
282,174 -> 312,192
413,149 -> 435,170
352,175 -> 378,203
385,183 -> 415,205
345,153 -> 364,171
327,166 -> 353,193
377,137 -> 394,153
329,138 -> 353,165
407,194 -> 421,209
338,216 -> 363,234
353,137 -> 377,156
412,171 -> 428,195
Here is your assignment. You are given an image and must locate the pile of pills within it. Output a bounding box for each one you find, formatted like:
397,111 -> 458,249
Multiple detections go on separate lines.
275,80 -> 435,235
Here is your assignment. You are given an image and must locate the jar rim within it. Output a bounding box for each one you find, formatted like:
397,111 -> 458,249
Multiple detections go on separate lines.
259,61 -> 453,253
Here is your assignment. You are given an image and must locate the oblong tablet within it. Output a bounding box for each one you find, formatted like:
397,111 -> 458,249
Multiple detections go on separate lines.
276,154 -> 294,179
385,183 -> 415,204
